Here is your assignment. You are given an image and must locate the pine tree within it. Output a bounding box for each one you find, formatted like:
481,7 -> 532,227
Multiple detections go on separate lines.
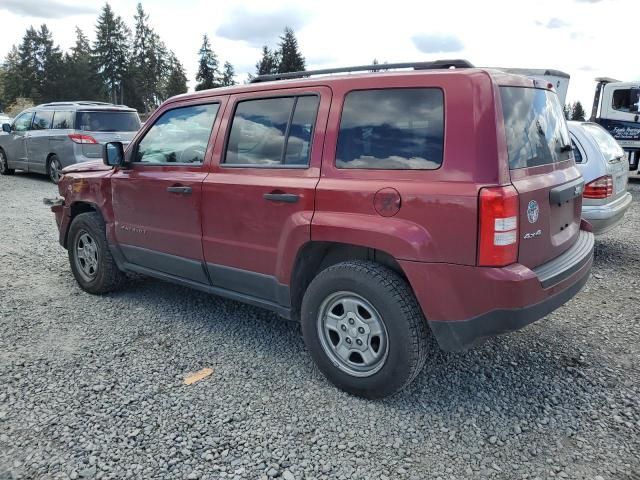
164,53 -> 188,98
93,3 -> 130,104
60,27 -> 102,101
195,34 -> 221,91
221,62 -> 236,87
571,101 -> 586,121
1,46 -> 22,106
255,46 -> 278,76
130,3 -> 169,111
276,27 -> 305,74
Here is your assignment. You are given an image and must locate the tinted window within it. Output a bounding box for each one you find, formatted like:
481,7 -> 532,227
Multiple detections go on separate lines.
136,103 -> 219,165
285,96 -> 319,165
32,111 -> 53,130
76,111 -> 140,132
571,139 -> 583,163
52,111 -> 74,129
13,112 -> 33,132
583,123 -> 624,161
336,89 -> 444,170
612,88 -> 640,113
501,87 -> 571,169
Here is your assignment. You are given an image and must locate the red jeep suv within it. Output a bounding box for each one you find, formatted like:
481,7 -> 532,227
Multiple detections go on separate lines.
49,60 -> 594,398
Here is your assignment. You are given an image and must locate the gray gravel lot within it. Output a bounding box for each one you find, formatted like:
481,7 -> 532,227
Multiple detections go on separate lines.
1,173 -> 639,480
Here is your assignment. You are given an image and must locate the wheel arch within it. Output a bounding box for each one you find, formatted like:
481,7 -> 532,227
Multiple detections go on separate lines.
62,201 -> 102,248
288,241 -> 407,321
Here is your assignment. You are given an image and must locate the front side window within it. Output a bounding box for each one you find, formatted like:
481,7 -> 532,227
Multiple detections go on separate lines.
136,103 -> 219,165
501,87 -> 571,169
52,111 -> 74,129
224,95 -> 319,167
336,88 -> 444,170
612,88 -> 640,113
13,112 -> 33,132
76,110 -> 141,132
32,111 -> 53,130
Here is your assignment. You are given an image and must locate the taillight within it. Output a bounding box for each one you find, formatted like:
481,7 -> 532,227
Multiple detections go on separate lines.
68,133 -> 98,144
478,186 -> 519,267
583,175 -> 613,199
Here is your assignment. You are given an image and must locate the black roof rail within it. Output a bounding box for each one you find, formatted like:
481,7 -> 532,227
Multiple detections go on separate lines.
250,59 -> 474,83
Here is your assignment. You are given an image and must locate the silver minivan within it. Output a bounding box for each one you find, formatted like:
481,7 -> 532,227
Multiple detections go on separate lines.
569,121 -> 633,234
0,102 -> 140,183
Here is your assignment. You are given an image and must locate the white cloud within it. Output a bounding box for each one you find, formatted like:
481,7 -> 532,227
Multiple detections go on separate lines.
0,0 -> 96,18
411,34 -> 463,54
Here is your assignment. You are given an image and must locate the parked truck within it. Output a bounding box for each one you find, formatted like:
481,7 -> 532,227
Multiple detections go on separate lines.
590,78 -> 640,172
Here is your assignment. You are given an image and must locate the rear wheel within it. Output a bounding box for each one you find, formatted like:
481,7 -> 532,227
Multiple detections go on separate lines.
48,154 -> 62,184
0,149 -> 15,175
68,212 -> 126,294
301,260 -> 430,399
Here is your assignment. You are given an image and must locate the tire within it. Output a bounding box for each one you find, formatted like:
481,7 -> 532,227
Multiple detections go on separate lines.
0,149 -> 15,175
47,154 -> 62,184
68,212 -> 126,294
301,260 -> 430,399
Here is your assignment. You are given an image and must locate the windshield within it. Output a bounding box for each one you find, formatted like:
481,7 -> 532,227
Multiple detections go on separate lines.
501,87 -> 572,169
76,111 -> 140,132
583,123 -> 624,161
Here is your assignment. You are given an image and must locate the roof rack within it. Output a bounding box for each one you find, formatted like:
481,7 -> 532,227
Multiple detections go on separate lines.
37,101 -> 117,107
250,59 -> 474,83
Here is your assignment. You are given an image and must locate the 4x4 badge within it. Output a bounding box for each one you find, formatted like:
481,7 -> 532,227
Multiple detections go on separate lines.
527,200 -> 539,224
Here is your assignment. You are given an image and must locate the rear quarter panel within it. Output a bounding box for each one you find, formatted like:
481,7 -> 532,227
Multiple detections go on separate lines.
314,70 -> 505,265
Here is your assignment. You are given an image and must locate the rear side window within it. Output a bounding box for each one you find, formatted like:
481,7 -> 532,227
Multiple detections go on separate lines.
224,95 -> 319,167
76,111 -> 140,132
571,139 -> 583,163
501,87 -> 571,169
32,111 -> 53,130
52,111 -> 74,129
583,123 -> 624,161
336,88 -> 444,170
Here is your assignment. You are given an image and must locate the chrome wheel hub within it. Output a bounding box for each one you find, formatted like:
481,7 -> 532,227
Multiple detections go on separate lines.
75,232 -> 99,280
317,291 -> 389,377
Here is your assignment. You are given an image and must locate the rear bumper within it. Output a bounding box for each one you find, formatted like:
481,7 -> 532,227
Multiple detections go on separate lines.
582,192 -> 632,235
399,229 -> 594,351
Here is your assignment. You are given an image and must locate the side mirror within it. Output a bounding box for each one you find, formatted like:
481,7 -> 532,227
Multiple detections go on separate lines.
1,123 -> 11,133
103,141 -> 125,167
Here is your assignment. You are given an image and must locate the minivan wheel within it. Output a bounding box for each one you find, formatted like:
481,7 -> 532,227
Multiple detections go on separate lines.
48,155 -> 62,184
68,212 -> 126,294
0,149 -> 15,175
301,260 -> 430,399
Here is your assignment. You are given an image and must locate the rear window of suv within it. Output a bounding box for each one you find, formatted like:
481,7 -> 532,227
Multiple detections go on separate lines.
76,111 -> 140,132
501,87 -> 571,169
336,88 -> 444,170
582,123 -> 624,161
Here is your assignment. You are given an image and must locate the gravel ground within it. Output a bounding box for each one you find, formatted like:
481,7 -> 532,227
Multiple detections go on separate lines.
1,172 -> 639,480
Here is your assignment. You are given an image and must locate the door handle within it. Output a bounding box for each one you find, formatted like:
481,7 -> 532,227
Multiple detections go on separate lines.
167,186 -> 192,194
263,193 -> 300,203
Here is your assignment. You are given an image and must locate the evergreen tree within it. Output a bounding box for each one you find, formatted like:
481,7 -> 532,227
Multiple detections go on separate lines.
571,101 -> 586,121
130,3 -> 169,111
2,46 -> 23,105
255,46 -> 278,75
164,53 -> 188,98
93,3 -> 130,104
221,62 -> 236,87
195,34 -> 221,91
61,27 -> 102,101
276,27 -> 305,74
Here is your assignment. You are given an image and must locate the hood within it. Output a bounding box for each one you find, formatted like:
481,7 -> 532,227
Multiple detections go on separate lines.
61,160 -> 113,174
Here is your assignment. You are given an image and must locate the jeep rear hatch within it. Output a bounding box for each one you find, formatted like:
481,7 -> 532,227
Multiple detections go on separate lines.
500,86 -> 583,269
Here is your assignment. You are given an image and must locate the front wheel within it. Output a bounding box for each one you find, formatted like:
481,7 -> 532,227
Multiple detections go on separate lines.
301,260 -> 430,399
68,212 -> 126,294
0,149 -> 15,175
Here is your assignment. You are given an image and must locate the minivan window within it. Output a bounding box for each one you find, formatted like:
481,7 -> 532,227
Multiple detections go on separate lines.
336,88 -> 444,170
32,111 -> 53,130
501,87 -> 571,169
52,111 -> 74,129
136,103 -> 219,165
583,123 -> 624,161
224,95 -> 319,166
76,111 -> 140,132
13,112 -> 33,132
612,88 -> 640,113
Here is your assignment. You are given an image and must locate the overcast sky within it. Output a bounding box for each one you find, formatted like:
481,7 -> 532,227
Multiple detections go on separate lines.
1,0 -> 638,109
